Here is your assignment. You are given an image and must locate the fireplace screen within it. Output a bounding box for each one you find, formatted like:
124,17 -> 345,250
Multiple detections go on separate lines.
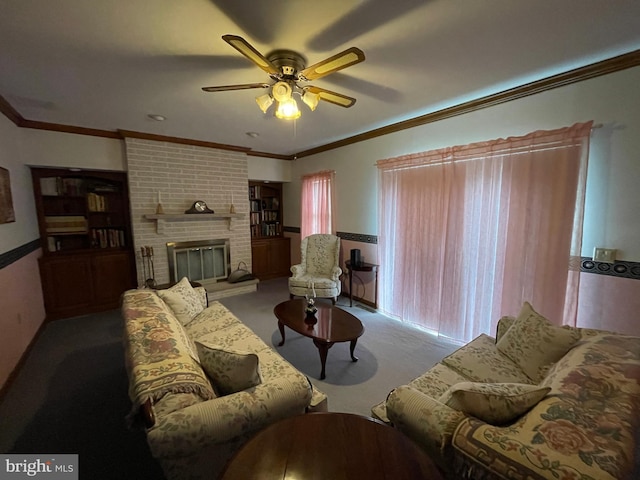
167,239 -> 231,283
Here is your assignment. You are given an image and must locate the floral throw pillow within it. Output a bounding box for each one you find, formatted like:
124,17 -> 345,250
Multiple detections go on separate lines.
496,302 -> 581,382
195,342 -> 262,396
157,277 -> 204,326
438,382 -> 551,425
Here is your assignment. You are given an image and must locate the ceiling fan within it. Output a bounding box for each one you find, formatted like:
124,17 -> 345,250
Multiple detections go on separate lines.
202,35 -> 365,119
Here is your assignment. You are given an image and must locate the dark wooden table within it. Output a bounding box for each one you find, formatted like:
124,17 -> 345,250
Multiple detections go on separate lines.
274,299 -> 364,379
345,260 -> 379,309
219,412 -> 444,480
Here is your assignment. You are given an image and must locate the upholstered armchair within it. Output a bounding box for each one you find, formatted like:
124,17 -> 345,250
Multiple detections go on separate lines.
289,234 -> 342,304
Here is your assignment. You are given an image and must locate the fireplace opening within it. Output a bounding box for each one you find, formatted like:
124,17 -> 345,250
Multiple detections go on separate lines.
167,239 -> 231,284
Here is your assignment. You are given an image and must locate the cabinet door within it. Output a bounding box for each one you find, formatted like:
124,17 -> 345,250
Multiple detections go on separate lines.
269,237 -> 291,277
251,238 -> 291,280
39,255 -> 94,319
92,252 -> 135,307
251,241 -> 270,279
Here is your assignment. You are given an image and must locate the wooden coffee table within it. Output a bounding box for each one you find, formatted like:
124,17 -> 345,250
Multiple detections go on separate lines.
220,412 -> 444,480
274,299 -> 364,379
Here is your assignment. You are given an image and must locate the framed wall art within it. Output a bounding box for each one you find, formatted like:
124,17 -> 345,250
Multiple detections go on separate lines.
0,167 -> 16,224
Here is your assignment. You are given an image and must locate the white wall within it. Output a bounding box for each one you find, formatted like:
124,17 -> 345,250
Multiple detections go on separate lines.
285,66 -> 640,261
247,155 -> 292,182
20,129 -> 126,172
0,116 -> 39,253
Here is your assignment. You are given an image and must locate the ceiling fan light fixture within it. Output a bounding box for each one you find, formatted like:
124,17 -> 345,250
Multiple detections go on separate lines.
255,93 -> 274,113
302,91 -> 320,111
275,98 -> 301,120
205,35 -> 364,120
272,81 -> 292,102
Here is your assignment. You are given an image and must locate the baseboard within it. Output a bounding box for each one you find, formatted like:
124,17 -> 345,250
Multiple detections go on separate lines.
339,292 -> 377,310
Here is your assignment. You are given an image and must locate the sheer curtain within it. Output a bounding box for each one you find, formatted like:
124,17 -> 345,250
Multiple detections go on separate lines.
301,170 -> 335,239
377,122 -> 592,343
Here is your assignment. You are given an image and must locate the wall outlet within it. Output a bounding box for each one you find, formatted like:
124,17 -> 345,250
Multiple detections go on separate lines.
593,247 -> 617,263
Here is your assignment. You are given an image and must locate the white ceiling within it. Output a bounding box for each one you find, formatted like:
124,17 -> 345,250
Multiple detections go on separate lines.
1,0 -> 639,157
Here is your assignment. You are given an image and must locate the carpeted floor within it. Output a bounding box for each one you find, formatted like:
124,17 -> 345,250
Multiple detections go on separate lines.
0,277 -> 458,479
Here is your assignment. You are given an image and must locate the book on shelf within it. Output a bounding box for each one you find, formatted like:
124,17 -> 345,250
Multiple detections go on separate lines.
87,192 -> 108,212
249,185 -> 260,199
262,210 -> 278,221
45,216 -> 88,234
91,228 -> 125,248
261,222 -> 280,236
47,236 -> 57,252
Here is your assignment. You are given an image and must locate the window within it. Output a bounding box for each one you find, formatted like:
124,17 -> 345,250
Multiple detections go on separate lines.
376,122 -> 592,343
301,170 -> 335,239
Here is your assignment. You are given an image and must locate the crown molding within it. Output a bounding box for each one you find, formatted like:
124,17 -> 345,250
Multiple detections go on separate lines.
1,49 -> 639,160
23,119 -> 120,138
246,150 -> 292,160
0,95 -> 27,127
294,49 -> 640,158
117,129 -> 251,153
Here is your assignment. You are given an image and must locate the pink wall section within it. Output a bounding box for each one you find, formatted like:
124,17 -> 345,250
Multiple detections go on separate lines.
0,249 -> 46,389
577,273 -> 640,336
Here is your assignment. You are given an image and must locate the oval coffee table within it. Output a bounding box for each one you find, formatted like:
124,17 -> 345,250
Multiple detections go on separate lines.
220,412 -> 444,480
274,299 -> 364,379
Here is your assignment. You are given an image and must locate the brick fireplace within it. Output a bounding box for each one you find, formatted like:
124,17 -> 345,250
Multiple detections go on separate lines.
125,137 -> 255,298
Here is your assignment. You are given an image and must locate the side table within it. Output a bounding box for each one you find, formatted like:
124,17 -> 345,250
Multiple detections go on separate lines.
220,412 -> 444,480
345,260 -> 379,309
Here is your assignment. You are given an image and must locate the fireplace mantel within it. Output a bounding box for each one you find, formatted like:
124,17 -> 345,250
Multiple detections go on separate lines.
144,213 -> 244,234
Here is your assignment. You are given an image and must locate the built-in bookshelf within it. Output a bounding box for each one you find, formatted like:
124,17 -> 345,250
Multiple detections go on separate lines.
248,182 -> 282,238
31,167 -> 136,320
35,172 -> 130,253
248,181 -> 290,280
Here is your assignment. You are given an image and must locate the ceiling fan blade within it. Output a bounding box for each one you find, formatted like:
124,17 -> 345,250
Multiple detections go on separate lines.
299,47 -> 365,81
222,34 -> 278,75
306,86 -> 356,108
202,83 -> 270,92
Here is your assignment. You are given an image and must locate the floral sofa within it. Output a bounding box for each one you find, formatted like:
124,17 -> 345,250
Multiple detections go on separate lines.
121,278 -> 327,480
372,302 -> 640,480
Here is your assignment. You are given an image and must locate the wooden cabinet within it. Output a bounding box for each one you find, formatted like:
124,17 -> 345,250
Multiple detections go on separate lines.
251,237 -> 291,280
38,250 -> 134,319
248,181 -> 290,279
39,255 -> 95,317
92,251 -> 135,305
31,168 -> 136,320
